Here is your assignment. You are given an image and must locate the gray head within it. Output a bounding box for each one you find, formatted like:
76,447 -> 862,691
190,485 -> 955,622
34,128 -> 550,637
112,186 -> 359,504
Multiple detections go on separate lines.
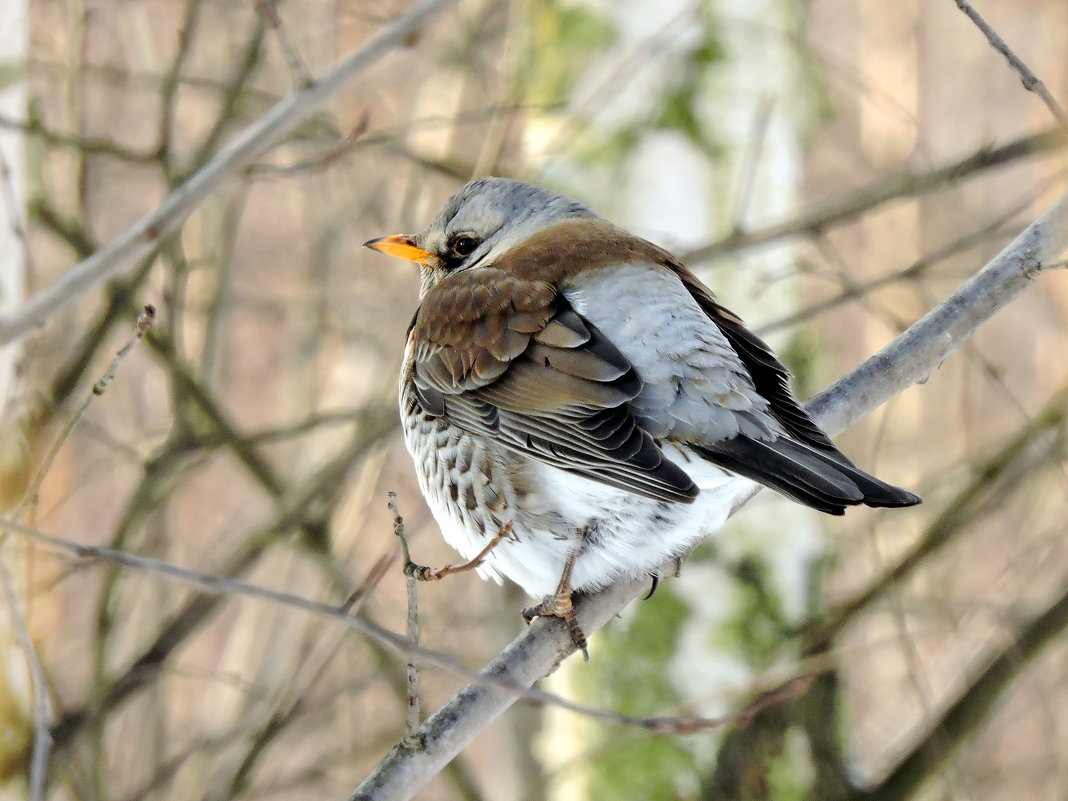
364,177 -> 598,294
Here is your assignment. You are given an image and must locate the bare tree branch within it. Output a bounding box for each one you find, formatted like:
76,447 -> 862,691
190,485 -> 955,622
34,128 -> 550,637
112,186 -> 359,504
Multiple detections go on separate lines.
808,382 -> 1068,651
680,128 -> 1066,265
347,188 -> 1068,801
852,582 -> 1068,801
0,0 -> 458,347
951,0 -> 1068,128
806,190 -> 1068,432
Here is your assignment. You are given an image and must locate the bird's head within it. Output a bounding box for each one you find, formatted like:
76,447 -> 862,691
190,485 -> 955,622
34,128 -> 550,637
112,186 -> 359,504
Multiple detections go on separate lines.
363,177 -> 597,294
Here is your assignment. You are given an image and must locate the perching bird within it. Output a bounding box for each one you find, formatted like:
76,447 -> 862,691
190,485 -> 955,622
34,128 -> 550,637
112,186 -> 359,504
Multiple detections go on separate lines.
365,177 -> 920,652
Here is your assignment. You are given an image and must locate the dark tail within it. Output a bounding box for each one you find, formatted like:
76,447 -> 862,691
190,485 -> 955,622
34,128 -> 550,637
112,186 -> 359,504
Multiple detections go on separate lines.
695,435 -> 921,516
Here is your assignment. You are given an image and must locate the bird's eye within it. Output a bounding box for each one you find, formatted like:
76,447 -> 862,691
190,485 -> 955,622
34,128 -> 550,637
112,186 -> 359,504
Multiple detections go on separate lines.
450,235 -> 480,257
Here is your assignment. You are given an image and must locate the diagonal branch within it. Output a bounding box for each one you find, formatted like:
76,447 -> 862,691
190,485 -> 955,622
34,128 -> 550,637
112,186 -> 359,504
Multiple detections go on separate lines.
808,383 -> 1068,651
852,582 -> 1068,801
951,0 -> 1068,128
347,188 -> 1068,801
0,0 -> 459,347
679,128 -> 1066,265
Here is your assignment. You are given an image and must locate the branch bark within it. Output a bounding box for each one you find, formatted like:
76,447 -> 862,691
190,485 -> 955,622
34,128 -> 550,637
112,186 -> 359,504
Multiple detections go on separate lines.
348,189 -> 1068,801
0,0 -> 458,347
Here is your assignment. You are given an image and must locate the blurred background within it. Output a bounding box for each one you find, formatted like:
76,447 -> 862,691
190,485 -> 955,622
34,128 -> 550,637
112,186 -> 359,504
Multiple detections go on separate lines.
1,0 -> 1067,799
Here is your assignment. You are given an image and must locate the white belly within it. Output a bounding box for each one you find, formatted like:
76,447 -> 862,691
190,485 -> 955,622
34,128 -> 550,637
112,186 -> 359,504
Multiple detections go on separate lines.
406,402 -> 754,597
402,263 -> 765,597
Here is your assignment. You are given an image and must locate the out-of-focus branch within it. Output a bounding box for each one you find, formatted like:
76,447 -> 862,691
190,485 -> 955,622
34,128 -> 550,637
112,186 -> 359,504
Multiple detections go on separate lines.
852,582 -> 1068,801
806,190 -> 1068,432
253,0 -> 313,88
0,558 -> 51,801
951,0 -> 1068,128
0,111 -> 157,164
187,17 -> 268,174
680,128 -> 1066,265
755,208 -> 1022,335
15,306 -> 156,519
157,0 -> 205,179
346,188 -> 1068,801
148,331 -> 286,497
4,511 -> 793,742
46,412 -> 395,751
807,382 -> 1068,651
0,0 -> 459,346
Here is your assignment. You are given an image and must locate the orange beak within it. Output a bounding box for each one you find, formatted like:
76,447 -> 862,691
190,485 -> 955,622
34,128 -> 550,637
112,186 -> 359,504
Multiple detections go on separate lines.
363,234 -> 437,266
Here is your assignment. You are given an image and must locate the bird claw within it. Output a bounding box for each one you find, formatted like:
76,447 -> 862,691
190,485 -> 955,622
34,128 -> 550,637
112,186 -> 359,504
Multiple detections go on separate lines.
522,591 -> 589,661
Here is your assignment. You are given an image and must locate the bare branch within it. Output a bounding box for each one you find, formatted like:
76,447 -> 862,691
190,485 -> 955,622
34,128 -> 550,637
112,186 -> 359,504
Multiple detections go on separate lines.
807,189 -> 1068,433
809,382 -> 1068,651
15,306 -> 155,518
347,188 -> 1068,801
0,0 -> 458,347
0,559 -> 52,801
253,0 -> 314,88
0,515 -> 806,737
389,493 -> 423,746
951,0 -> 1068,128
0,111 -> 157,163
680,128 -> 1066,265
852,582 -> 1068,801
247,111 -> 369,178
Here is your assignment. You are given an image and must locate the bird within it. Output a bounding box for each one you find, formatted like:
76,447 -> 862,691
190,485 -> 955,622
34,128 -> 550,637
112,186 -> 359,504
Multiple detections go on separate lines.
365,177 -> 920,653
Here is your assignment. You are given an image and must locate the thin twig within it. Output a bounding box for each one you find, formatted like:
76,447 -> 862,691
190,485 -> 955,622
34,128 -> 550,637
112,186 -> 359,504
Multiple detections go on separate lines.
755,194 -> 1033,335
852,582 -> 1068,801
49,416 -> 395,751
0,304 -> 152,801
1,307 -> 154,795
389,493 -> 423,746
680,128 -> 1067,265
0,148 -> 37,288
807,382 -> 1068,651
157,0 -> 205,180
340,551 -> 398,614
0,515 -> 826,738
951,0 -> 1068,128
247,111 -> 370,178
254,0 -> 314,88
0,111 -> 156,163
14,305 -> 156,519
730,94 -> 774,228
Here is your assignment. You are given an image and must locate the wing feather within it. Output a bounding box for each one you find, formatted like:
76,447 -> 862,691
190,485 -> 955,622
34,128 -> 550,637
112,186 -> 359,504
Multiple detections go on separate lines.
410,269 -> 697,503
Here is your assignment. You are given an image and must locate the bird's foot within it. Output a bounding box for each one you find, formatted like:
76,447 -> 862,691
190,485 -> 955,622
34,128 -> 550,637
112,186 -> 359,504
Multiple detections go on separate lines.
404,521 -> 512,582
522,591 -> 589,661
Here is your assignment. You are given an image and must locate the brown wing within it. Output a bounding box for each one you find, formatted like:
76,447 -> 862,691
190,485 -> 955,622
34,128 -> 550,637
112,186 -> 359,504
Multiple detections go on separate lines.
410,269 -> 697,503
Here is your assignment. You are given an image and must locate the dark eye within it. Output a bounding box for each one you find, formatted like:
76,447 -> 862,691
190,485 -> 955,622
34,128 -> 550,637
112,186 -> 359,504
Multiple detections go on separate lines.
450,235 -> 480,257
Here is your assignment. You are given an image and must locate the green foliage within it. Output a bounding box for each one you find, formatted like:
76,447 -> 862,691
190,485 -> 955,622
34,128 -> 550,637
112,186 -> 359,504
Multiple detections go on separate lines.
519,1 -> 616,108
716,556 -> 791,666
0,61 -> 25,90
655,86 -> 704,147
591,587 -> 688,713
777,329 -> 822,401
651,19 -> 724,154
578,588 -> 701,800
766,727 -> 816,801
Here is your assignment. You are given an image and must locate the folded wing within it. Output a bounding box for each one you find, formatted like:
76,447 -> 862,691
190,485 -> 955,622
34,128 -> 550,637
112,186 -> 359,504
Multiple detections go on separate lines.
410,268 -> 698,503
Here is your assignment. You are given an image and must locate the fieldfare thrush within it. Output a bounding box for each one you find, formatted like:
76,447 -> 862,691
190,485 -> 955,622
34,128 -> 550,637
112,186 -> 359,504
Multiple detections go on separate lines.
365,177 -> 920,653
